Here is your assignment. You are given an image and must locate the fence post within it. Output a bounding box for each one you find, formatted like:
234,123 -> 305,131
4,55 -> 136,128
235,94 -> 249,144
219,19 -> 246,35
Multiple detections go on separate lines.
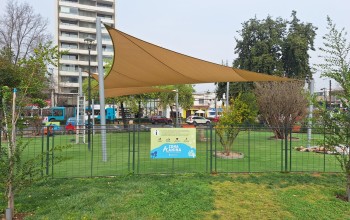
51,130 -> 55,178
209,124 -> 213,173
90,124 -> 94,178
323,120 -> 326,172
284,125 -> 288,172
132,124 -> 135,174
41,129 -> 44,177
205,126 -> 208,173
137,124 -> 140,174
248,125 -> 251,172
128,125 -> 131,172
289,125 -> 292,172
46,126 -> 50,175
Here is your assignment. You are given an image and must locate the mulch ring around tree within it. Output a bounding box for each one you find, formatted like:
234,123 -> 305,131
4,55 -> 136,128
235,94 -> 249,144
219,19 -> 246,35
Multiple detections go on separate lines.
213,152 -> 244,159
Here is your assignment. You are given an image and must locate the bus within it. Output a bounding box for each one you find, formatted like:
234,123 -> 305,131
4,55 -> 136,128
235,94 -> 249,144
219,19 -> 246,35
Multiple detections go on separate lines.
90,104 -> 118,122
41,107 -> 75,123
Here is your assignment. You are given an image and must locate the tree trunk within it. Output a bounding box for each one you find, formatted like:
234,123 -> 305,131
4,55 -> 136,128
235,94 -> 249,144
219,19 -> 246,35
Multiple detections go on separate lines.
120,102 -> 128,129
7,184 -> 14,219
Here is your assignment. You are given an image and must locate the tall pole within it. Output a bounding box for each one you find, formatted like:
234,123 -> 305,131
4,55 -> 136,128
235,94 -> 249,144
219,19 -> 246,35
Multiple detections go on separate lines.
226,82 -> 229,108
329,80 -> 332,108
84,37 -> 94,151
176,89 -> 179,127
49,68 -> 54,107
307,78 -> 314,148
96,17 -> 107,162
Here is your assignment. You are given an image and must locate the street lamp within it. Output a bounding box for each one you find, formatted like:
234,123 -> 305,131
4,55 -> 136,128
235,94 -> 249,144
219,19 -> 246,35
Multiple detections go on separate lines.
172,89 -> 179,127
84,37 -> 95,151
305,76 -> 314,148
48,68 -> 54,107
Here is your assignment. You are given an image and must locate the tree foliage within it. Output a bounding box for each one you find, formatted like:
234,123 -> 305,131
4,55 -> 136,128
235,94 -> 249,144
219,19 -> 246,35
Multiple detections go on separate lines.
254,81 -> 308,139
318,17 -> 350,202
215,93 -> 258,155
0,42 -> 60,218
0,1 -> 57,216
216,11 -> 317,99
0,0 -> 50,64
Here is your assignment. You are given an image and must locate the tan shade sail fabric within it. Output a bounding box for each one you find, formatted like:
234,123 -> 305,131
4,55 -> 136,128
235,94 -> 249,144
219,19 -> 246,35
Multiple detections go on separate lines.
92,73 -> 172,97
104,26 -> 289,89
104,87 -> 173,98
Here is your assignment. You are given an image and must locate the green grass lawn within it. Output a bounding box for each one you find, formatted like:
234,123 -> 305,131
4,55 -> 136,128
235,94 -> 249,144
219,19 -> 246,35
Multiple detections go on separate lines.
1,173 -> 350,219
15,127 -> 340,178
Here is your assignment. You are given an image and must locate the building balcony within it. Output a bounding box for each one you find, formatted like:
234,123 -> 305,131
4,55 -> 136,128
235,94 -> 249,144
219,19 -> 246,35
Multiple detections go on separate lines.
58,70 -> 88,77
59,1 -> 114,14
59,81 -> 79,88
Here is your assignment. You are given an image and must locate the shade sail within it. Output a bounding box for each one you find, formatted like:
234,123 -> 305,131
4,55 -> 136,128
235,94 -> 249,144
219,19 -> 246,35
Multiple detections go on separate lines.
104,87 -> 173,98
103,26 -> 289,89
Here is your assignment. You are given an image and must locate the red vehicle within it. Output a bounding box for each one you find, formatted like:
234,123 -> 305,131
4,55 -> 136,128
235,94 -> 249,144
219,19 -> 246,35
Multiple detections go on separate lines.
212,116 -> 221,123
150,116 -> 173,124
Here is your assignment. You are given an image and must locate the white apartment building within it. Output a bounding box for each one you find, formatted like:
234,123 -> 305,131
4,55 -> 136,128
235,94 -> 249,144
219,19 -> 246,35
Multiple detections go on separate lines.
55,0 -> 115,104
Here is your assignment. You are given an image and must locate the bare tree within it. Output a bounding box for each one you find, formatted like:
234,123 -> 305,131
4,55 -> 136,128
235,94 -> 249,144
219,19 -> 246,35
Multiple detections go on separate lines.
254,81 -> 308,139
0,0 -> 51,64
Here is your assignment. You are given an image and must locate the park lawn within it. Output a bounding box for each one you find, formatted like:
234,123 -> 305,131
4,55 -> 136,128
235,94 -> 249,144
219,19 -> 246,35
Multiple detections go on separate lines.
1,173 -> 350,219
16,128 -> 341,178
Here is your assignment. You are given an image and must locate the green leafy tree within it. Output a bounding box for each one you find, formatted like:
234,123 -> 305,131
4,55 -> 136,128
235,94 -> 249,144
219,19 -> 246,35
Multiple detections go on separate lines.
216,11 -> 317,99
318,17 -> 350,201
215,93 -> 258,156
157,84 -> 194,122
0,42 -> 60,218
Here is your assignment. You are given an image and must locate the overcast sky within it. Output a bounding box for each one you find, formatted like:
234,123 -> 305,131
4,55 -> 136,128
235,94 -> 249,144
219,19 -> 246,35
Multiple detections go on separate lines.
1,0 -> 349,92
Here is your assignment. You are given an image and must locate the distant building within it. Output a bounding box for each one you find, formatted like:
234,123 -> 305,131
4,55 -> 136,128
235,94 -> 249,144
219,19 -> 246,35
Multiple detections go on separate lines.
55,0 -> 115,105
186,92 -> 223,118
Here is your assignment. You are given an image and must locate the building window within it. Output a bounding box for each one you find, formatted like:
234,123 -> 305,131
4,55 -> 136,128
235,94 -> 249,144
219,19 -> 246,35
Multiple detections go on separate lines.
60,6 -> 78,15
61,42 -> 78,49
61,0 -> 78,2
61,64 -> 78,72
97,13 -> 112,20
61,31 -> 78,38
60,19 -> 78,26
80,21 -> 96,29
97,3 -> 113,8
61,76 -> 79,83
80,33 -> 96,40
61,54 -> 78,60
198,99 -> 204,105
79,10 -> 96,18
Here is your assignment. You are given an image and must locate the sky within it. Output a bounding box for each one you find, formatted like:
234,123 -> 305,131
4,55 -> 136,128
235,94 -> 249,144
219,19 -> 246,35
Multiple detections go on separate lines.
1,0 -> 349,93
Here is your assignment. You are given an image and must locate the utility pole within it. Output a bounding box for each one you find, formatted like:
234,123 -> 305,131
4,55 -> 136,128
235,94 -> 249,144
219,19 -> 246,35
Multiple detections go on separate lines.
329,80 -> 332,108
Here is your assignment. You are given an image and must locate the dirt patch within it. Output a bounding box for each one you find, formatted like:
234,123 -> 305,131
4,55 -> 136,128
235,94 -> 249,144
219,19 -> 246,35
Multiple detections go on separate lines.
268,136 -> 300,140
214,152 -> 244,159
336,194 -> 349,202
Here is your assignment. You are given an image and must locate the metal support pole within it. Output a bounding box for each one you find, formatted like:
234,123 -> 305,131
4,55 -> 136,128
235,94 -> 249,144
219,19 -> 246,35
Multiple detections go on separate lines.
96,17 -> 107,162
84,37 -> 94,151
226,82 -> 229,107
307,79 -> 314,148
175,89 -> 179,127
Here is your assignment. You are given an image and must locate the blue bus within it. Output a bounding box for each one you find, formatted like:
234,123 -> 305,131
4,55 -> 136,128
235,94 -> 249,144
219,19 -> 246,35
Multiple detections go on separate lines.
42,107 -> 66,123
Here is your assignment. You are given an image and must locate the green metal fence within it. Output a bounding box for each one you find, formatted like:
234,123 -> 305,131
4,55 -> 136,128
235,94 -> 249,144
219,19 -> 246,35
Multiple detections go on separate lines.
9,124 -> 342,178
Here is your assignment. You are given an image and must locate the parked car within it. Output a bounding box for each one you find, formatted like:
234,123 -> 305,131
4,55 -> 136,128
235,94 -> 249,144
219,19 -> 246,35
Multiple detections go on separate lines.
186,116 -> 211,126
212,116 -> 221,123
150,116 -> 173,124
65,117 -> 77,134
43,123 -> 62,135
